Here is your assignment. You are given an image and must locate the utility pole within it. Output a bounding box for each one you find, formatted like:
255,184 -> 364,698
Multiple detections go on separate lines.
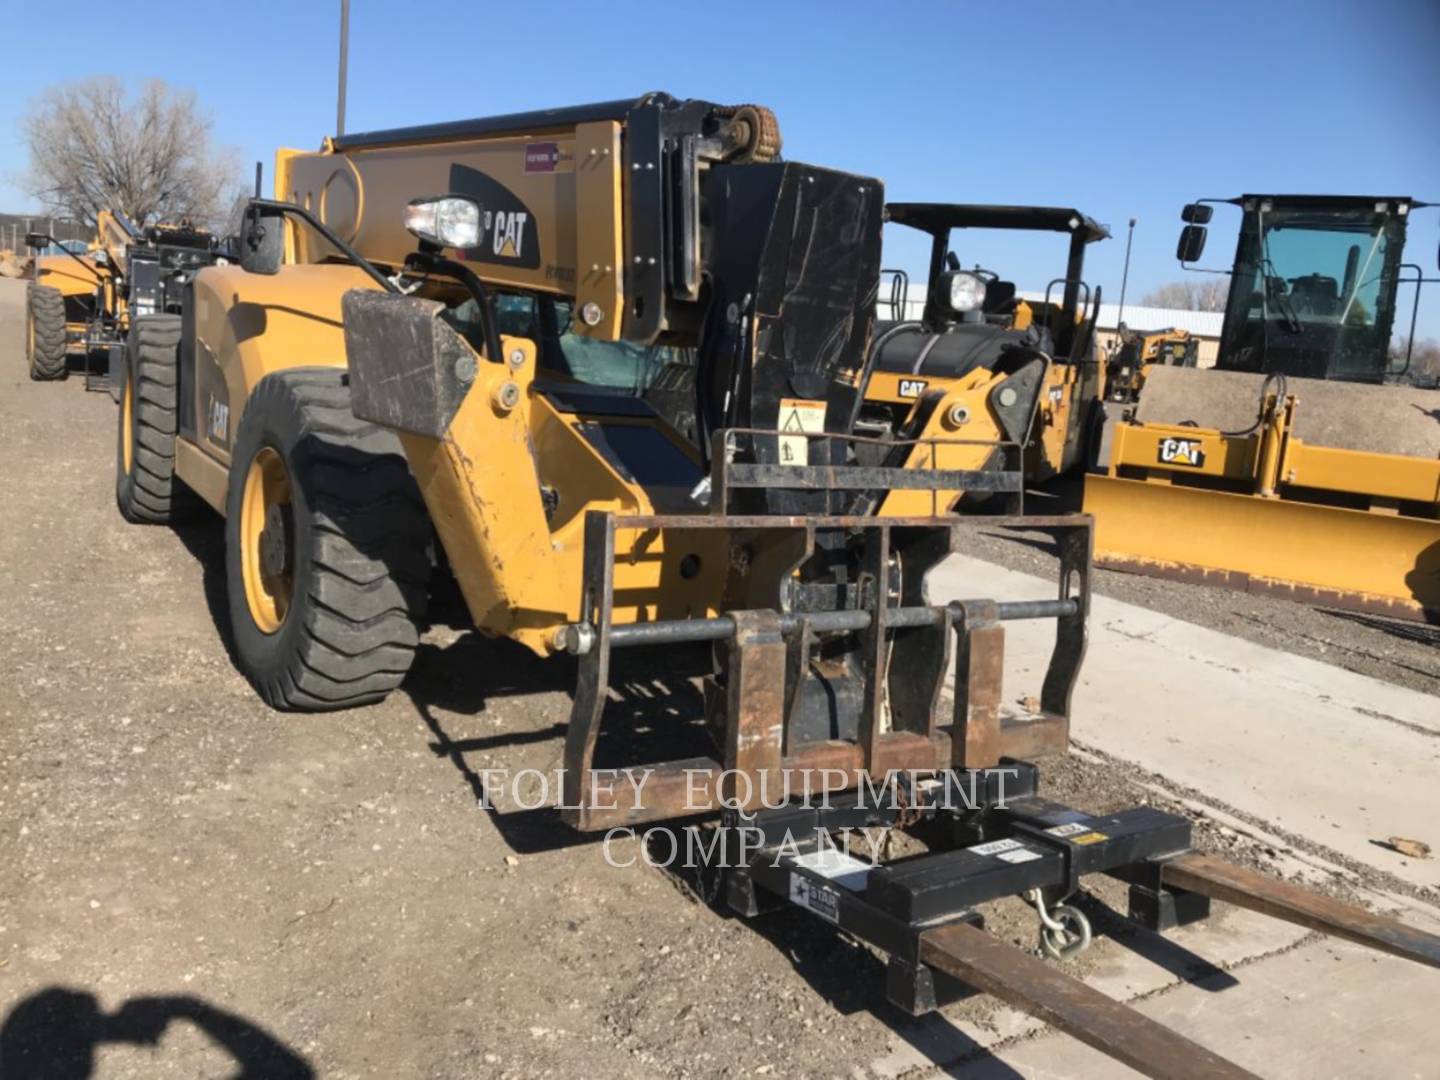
1116,217 -> 1137,330
336,0 -> 350,137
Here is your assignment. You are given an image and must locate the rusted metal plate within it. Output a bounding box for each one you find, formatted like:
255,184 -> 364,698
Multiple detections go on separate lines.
952,605 -> 1004,769
919,921 -> 1258,1080
1163,852 -> 1440,969
724,611 -> 786,811
915,921 -> 1255,1080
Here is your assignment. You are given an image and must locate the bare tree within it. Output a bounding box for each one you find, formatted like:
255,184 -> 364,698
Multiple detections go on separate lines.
1141,279 -> 1229,312
22,77 -> 243,231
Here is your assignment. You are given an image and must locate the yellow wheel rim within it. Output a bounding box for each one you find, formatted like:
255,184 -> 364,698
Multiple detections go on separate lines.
121,372 -> 134,474
239,446 -> 294,634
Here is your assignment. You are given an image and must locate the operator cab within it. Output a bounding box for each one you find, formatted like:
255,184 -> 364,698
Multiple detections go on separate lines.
873,203 -> 1109,380
1176,194 -> 1436,385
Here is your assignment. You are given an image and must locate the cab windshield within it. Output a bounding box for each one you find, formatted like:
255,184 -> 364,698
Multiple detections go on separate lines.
1220,202 -> 1406,382
491,294 -> 685,392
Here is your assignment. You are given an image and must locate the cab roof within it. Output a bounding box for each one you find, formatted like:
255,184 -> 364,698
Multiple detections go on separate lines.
886,203 -> 1110,243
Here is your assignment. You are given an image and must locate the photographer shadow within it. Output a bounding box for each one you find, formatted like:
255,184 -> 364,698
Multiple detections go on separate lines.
0,986 -> 313,1080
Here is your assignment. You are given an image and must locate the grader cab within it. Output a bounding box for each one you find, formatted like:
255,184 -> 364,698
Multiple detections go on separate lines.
112,98 -> 1440,1077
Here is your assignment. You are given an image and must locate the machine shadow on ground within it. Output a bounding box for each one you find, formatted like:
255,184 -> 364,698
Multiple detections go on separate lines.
0,986 -> 313,1079
406,632 -> 717,855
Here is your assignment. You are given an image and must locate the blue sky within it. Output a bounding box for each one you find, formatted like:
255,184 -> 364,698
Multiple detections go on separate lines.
2,0 -> 1436,334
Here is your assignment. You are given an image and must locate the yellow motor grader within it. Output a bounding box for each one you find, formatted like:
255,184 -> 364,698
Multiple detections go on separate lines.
1087,194 -> 1439,620
113,96 -> 1440,1076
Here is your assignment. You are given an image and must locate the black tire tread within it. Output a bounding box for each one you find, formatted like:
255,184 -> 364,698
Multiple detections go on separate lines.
116,315 -> 202,524
229,368 -> 430,712
27,284 -> 67,380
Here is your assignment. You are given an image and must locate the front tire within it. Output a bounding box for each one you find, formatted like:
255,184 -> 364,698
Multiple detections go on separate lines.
224,368 -> 431,712
26,284 -> 67,380
116,315 -> 202,523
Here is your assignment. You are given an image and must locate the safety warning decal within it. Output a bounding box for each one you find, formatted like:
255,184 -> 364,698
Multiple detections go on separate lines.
778,398 -> 826,466
1157,437 -> 1205,467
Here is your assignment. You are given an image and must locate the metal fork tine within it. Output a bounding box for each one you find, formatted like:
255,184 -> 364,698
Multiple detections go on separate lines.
1162,852 -> 1440,970
920,921 -> 1260,1080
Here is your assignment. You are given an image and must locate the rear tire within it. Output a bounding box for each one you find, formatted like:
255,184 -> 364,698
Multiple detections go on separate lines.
116,315 -> 203,523
26,284 -> 67,380
225,368 -> 431,712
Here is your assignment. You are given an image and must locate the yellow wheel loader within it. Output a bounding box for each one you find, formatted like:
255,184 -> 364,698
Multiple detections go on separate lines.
114,97 -> 1440,1075
1101,324 -> 1198,405
861,203 -> 1109,493
1087,195 -> 1440,620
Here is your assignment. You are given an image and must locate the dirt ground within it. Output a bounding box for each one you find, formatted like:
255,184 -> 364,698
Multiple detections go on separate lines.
0,277 -> 1429,1079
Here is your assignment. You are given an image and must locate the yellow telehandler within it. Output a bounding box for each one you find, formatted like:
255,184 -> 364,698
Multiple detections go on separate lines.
113,96 -> 1440,1076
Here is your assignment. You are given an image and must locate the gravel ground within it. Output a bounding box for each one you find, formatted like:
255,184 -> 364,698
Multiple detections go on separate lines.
0,277 -> 1424,1079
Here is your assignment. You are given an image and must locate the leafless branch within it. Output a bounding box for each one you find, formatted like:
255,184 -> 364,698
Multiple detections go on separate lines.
22,76 -> 243,232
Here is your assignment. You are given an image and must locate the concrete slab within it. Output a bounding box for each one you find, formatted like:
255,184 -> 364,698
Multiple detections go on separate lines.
930,555 -> 1440,892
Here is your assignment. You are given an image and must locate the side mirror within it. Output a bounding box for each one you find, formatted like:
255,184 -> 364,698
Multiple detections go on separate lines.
239,203 -> 285,275
1177,224 -> 1207,263
1181,203 -> 1213,225
25,232 -> 50,250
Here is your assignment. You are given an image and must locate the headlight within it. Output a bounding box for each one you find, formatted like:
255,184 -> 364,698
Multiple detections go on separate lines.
404,196 -> 481,249
940,271 -> 987,314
